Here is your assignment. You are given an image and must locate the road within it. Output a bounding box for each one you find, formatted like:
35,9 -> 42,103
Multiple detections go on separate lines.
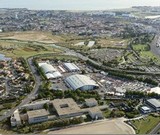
150,123 -> 160,134
1,40 -> 160,121
0,57 -> 42,121
150,35 -> 160,57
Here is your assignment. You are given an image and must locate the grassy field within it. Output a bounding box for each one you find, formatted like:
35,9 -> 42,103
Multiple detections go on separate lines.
103,109 -> 112,118
139,51 -> 160,64
131,115 -> 160,134
132,44 -> 149,51
97,37 -> 128,48
0,39 -> 61,58
0,31 -> 64,43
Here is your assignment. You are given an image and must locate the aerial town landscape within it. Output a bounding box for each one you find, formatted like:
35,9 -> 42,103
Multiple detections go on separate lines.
0,2 -> 160,134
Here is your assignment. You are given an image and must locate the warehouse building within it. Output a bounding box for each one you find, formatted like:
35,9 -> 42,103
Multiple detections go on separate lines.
40,63 -> 56,74
27,109 -> 49,124
39,63 -> 62,79
140,106 -> 151,114
146,98 -> 160,111
65,74 -> 99,91
63,63 -> 80,72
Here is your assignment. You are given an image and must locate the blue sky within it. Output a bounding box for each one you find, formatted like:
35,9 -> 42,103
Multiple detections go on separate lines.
0,0 -> 160,10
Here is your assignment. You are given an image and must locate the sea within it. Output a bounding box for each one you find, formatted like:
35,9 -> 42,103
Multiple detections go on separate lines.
0,0 -> 159,10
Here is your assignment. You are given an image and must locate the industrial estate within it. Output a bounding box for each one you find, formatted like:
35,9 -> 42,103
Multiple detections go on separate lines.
0,6 -> 160,134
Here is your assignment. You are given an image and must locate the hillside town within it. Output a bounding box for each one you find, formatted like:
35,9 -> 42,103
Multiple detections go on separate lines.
0,5 -> 160,134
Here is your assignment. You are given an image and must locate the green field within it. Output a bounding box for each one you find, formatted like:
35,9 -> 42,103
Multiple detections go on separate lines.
131,115 -> 160,134
103,109 -> 111,118
132,44 -> 149,51
0,39 -> 61,58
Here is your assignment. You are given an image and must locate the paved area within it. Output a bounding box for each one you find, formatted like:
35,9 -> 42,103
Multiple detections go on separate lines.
48,118 -> 135,134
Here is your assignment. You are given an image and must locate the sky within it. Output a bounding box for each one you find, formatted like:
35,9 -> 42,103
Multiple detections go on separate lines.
0,0 -> 160,10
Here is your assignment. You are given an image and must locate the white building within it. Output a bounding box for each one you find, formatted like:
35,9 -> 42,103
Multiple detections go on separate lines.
46,72 -> 62,79
39,63 -> 62,79
65,74 -> 99,91
146,99 -> 160,111
27,109 -> 49,124
63,63 -> 80,72
147,87 -> 160,95
10,109 -> 21,127
40,63 -> 57,74
87,41 -> 95,47
85,98 -> 98,107
140,106 -> 151,114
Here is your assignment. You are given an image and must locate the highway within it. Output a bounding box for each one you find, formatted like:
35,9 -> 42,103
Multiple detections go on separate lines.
0,57 -> 42,121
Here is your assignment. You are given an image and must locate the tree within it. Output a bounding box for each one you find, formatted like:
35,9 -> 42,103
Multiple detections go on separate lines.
43,103 -> 49,110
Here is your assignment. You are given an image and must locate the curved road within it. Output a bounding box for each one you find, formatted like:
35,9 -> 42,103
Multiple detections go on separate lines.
1,40 -> 160,121
0,57 -> 42,121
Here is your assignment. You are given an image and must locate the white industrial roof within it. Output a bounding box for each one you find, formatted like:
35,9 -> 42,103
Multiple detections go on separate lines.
148,87 -> 160,95
13,109 -> 21,122
40,63 -> 56,74
64,63 -> 80,71
65,74 -> 98,90
141,106 -> 151,111
147,98 -> 160,108
38,62 -> 47,67
46,72 -> 62,79
87,41 -> 95,47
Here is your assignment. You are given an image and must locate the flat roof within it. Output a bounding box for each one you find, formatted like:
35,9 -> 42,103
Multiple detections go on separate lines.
64,63 -> 80,71
52,98 -> 81,116
149,87 -> 160,95
14,109 -> 21,122
147,99 -> 160,108
46,71 -> 62,79
27,109 -> 49,118
141,106 -> 151,111
85,98 -> 97,103
65,74 -> 99,90
88,107 -> 102,114
21,100 -> 50,108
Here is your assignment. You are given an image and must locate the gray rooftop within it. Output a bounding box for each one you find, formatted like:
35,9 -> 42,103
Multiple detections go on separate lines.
52,98 -> 81,116
147,99 -> 160,108
65,74 -> 99,90
27,109 -> 49,118
85,98 -> 98,103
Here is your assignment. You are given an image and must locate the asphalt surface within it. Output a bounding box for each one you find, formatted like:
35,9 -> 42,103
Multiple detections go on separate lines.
150,35 -> 160,57
0,57 -> 42,121
150,123 -> 160,134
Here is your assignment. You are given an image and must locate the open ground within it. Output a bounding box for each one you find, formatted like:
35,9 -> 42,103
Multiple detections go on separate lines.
48,118 -> 135,134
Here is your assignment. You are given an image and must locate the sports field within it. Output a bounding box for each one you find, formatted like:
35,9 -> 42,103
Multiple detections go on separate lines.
48,118 -> 135,134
